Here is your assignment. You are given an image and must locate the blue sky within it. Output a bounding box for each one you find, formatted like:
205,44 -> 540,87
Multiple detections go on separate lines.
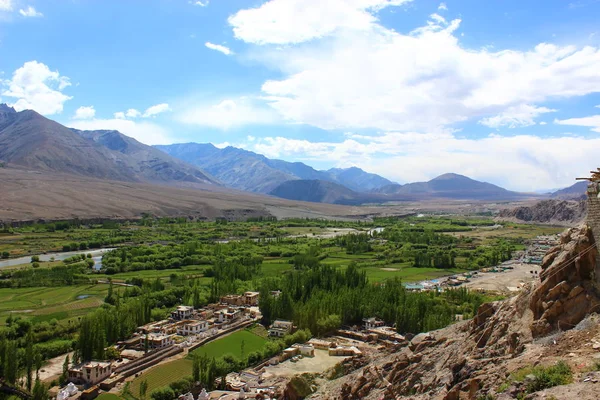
1,0 -> 600,191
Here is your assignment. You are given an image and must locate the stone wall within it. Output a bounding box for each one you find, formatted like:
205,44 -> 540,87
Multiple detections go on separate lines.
586,183 -> 600,241
586,182 -> 600,284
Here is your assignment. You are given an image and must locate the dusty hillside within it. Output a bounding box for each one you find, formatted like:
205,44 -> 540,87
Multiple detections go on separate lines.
0,167 -> 413,223
310,223 -> 600,399
497,199 -> 587,225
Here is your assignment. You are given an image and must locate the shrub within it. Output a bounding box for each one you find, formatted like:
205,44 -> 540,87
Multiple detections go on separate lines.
525,361 -> 572,393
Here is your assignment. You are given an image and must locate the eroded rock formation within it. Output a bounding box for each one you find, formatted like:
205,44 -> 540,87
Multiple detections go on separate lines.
530,224 -> 600,336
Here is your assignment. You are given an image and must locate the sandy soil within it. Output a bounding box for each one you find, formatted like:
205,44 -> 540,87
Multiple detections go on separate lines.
463,263 -> 541,292
39,351 -> 73,383
262,350 -> 348,379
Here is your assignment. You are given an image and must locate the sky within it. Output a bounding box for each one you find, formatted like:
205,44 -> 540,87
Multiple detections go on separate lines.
1,0 -> 600,192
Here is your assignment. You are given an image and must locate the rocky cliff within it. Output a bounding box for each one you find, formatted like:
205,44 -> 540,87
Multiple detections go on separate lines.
497,199 -> 587,225
310,223 -> 600,400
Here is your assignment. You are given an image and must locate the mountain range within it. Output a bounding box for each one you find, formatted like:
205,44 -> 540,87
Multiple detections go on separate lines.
0,104 -> 584,217
0,104 -> 215,186
155,143 -> 395,193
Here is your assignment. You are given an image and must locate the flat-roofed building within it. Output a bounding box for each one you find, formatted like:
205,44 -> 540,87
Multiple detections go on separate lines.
172,305 -> 194,320
216,308 -> 242,323
268,320 -> 293,337
176,320 -> 209,336
363,317 -> 385,330
244,291 -> 260,306
68,361 -> 112,385
140,333 -> 174,349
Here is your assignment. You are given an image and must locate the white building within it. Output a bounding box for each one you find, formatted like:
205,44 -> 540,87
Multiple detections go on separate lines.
177,320 -> 209,336
268,320 -> 293,337
140,333 -> 174,349
216,308 -> 242,323
363,317 -> 385,330
172,305 -> 194,320
68,361 -> 112,385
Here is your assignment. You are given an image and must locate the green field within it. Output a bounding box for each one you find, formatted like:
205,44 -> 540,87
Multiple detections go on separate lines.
190,329 -> 268,359
0,284 -> 108,324
127,329 -> 267,397
97,394 -> 124,400
127,358 -> 193,398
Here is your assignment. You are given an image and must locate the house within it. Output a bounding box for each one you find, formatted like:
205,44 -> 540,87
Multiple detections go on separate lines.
268,320 -> 293,337
244,291 -> 260,306
176,320 -> 208,336
216,308 -> 242,323
295,344 -> 315,357
68,361 -> 112,385
221,294 -> 244,306
172,305 -> 194,320
363,317 -> 385,330
329,346 -> 362,357
140,333 -> 174,349
279,347 -> 299,361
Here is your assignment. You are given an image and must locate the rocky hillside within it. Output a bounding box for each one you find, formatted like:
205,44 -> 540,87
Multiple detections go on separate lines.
551,181 -> 588,200
497,199 -> 587,225
310,223 -> 600,399
156,143 -> 394,193
374,173 -> 527,200
0,104 -> 215,186
268,179 -> 377,205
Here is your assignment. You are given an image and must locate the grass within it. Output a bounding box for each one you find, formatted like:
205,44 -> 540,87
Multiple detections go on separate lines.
362,265 -> 466,283
127,329 -> 268,398
499,361 -> 573,394
127,358 -> 193,398
0,284 -> 108,324
190,329 -> 267,360
97,394 -> 124,400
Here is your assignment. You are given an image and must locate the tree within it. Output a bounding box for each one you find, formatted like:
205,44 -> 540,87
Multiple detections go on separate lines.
4,341 -> 18,384
60,355 -> 70,385
32,378 -> 48,400
25,331 -> 34,391
139,379 -> 148,400
31,255 -> 40,263
150,387 -> 175,400
192,354 -> 200,383
34,350 -> 43,379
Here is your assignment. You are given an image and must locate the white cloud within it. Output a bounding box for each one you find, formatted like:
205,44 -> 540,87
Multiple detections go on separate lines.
479,104 -> 556,128
595,104 -> 600,108
143,103 -> 171,117
177,97 -> 279,129
438,2 -> 447,10
228,0 -> 412,45
114,111 -> 126,119
229,2 -> 600,132
429,13 -> 446,25
190,0 -> 209,6
68,118 -> 173,145
73,106 -> 96,120
241,131 -> 597,191
19,5 -> 42,17
205,42 -> 233,55
0,0 -> 12,11
539,121 -> 547,125
2,61 -> 71,115
126,108 -> 141,118
555,115 -> 600,133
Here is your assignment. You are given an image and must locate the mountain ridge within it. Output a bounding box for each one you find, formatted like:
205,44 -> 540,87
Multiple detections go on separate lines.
0,105 -> 215,186
155,143 -> 394,193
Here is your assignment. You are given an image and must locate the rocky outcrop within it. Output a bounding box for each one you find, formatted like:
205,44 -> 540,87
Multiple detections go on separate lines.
497,199 -> 587,225
530,224 -> 600,336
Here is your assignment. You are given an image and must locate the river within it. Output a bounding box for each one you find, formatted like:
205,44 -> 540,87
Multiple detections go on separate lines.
0,248 -> 115,270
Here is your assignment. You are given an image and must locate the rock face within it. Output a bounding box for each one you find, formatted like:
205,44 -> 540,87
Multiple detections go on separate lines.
497,199 -> 587,225
530,224 -> 600,336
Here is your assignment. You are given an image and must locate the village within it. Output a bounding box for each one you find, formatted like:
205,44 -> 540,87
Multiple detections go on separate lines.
51,288 -> 412,400
46,233 -> 561,400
